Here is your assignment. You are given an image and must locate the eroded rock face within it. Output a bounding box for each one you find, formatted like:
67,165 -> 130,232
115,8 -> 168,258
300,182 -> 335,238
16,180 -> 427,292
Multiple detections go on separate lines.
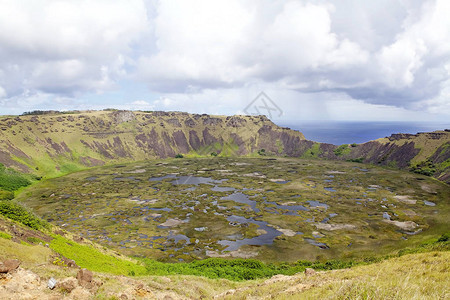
348,141 -> 420,168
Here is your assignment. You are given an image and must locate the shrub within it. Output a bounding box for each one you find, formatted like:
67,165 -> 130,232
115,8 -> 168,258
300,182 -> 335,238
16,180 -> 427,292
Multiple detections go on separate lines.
210,152 -> 218,157
21,110 -> 59,115
333,144 -> 350,156
351,143 -> 358,147
347,158 -> 364,163
175,154 -> 184,158
410,160 -> 436,176
257,149 -> 266,156
0,201 -> 49,230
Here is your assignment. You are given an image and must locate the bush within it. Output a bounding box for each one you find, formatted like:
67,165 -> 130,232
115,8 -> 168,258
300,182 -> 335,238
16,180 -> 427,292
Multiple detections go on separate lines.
410,160 -> 436,176
21,110 -> 59,115
347,158 -> 364,163
351,143 -> 358,147
257,149 -> 266,156
333,144 -> 350,156
175,154 -> 184,158
0,201 -> 49,230
210,152 -> 218,157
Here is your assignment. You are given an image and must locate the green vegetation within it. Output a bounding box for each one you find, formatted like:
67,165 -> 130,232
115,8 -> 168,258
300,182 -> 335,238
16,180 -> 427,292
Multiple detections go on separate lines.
21,110 -> 59,116
347,157 -> 364,163
27,236 -> 44,244
49,235 -> 147,275
351,143 -> 358,147
210,152 -> 218,157
0,201 -> 49,230
333,144 -> 351,156
0,190 -> 14,200
257,149 -> 266,156
46,224 -> 449,281
410,160 -> 436,176
301,143 -> 320,158
0,231 -> 12,240
276,140 -> 284,154
175,154 -> 184,158
0,163 -> 31,192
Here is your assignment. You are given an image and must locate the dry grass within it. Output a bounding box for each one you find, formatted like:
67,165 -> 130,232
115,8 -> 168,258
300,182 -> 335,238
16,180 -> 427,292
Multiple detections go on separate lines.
215,251 -> 449,299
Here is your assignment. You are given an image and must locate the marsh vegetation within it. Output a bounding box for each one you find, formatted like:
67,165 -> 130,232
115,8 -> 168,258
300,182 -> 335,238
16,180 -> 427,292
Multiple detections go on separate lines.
17,157 -> 449,263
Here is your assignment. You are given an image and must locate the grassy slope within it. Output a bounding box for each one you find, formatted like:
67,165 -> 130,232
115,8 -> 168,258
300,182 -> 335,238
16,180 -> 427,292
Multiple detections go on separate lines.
0,215 -> 448,298
222,250 -> 449,299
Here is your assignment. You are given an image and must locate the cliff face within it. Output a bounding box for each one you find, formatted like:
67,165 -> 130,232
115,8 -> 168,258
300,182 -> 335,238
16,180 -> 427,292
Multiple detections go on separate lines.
0,110 -> 448,183
342,131 -> 450,183
0,110 -> 305,176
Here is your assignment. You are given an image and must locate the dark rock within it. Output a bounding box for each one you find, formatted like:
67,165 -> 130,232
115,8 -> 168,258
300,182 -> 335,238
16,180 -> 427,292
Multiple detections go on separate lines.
166,118 -> 182,127
184,118 -> 196,127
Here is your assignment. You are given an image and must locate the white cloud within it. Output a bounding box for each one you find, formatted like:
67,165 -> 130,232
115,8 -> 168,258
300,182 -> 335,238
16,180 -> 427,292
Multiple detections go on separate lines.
137,1 -> 369,92
0,0 -> 449,120
0,0 -> 149,98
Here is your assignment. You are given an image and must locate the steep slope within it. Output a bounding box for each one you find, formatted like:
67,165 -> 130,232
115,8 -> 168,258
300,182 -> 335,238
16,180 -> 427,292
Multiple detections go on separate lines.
343,131 -> 450,183
0,110 -> 305,177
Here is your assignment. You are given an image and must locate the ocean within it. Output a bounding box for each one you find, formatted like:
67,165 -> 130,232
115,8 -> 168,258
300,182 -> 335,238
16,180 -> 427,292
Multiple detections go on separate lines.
276,121 -> 450,145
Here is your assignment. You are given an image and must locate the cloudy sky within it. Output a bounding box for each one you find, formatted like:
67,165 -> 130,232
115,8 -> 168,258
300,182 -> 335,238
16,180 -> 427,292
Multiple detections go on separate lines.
0,0 -> 449,123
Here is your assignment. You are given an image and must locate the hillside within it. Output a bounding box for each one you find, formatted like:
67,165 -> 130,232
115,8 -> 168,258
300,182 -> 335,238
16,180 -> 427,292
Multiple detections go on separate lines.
344,131 -> 450,183
0,110 -> 448,183
0,213 -> 448,299
0,110 -> 305,178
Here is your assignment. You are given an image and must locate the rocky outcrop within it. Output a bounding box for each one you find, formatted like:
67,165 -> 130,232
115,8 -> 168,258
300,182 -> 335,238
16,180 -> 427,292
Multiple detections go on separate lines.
347,141 -> 420,168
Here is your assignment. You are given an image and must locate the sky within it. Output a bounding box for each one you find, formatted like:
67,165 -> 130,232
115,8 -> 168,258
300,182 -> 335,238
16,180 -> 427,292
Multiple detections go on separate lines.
0,0 -> 449,124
